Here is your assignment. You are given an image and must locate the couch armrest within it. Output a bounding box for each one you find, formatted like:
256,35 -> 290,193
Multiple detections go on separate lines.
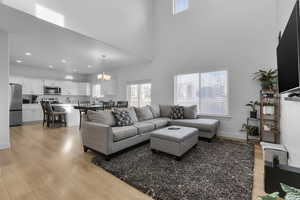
80,120 -> 113,155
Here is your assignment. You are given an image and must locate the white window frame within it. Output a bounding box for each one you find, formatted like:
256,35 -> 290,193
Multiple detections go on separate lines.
127,80 -> 152,107
174,70 -> 230,118
173,0 -> 189,15
92,84 -> 103,98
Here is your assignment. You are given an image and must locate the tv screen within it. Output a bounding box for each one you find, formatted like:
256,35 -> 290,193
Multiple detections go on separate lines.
277,1 -> 300,93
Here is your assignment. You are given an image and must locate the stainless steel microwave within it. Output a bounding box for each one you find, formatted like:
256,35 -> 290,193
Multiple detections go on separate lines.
44,86 -> 61,95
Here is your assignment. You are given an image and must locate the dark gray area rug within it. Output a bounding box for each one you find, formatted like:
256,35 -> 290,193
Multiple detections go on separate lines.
92,140 -> 254,200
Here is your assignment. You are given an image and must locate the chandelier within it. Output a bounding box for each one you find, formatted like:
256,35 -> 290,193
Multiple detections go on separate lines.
97,54 -> 111,81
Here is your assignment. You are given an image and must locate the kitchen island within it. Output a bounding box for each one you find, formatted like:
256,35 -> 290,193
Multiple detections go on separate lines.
52,104 -> 80,127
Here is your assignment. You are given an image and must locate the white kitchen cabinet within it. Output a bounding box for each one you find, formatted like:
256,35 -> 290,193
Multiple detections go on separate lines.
78,82 -> 90,96
22,78 -> 43,95
61,81 -> 78,96
22,104 -> 43,122
9,76 -> 23,85
44,80 -> 62,87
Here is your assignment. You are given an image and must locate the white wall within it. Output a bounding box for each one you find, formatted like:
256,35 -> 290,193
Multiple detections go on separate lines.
10,64 -> 89,82
111,0 -> 278,139
0,30 -> 10,149
1,0 -> 153,60
277,0 -> 300,168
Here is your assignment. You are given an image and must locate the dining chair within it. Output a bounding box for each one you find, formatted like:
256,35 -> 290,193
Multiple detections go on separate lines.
40,101 -> 49,127
45,102 -> 67,128
78,100 -> 90,129
117,101 -> 129,108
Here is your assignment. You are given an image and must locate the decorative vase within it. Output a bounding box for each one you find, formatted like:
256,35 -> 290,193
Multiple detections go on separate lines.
250,111 -> 257,118
263,106 -> 274,115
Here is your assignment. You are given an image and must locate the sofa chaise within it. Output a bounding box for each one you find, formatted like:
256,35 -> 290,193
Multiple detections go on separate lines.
80,105 -> 219,160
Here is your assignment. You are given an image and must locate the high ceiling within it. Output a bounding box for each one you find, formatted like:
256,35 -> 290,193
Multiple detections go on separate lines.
0,4 -> 151,75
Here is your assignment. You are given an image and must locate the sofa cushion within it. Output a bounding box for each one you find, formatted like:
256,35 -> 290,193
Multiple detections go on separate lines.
114,107 -> 138,122
170,106 -> 184,119
87,110 -> 116,126
183,105 -> 198,119
112,110 -> 134,127
159,105 -> 174,118
147,117 -> 170,129
170,119 -> 219,132
133,122 -> 155,134
148,105 -> 160,118
112,126 -> 138,142
135,106 -> 154,121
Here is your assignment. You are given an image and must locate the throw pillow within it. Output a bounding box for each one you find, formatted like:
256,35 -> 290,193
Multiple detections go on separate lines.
112,110 -> 134,127
134,106 -> 154,121
148,105 -> 160,118
114,107 -> 138,122
170,106 -> 184,119
184,105 -> 198,119
87,110 -> 116,126
159,105 -> 174,117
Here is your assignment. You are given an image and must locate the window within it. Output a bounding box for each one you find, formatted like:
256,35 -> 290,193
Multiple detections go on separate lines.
127,82 -> 151,107
35,4 -> 65,27
174,71 -> 228,116
92,84 -> 103,98
173,0 -> 189,15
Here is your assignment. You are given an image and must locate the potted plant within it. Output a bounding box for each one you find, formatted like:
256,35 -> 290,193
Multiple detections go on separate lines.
246,101 -> 260,118
263,102 -> 275,115
253,69 -> 278,90
258,183 -> 300,200
241,124 -> 259,136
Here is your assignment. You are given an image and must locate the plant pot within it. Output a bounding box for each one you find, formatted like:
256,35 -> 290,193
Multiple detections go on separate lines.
261,81 -> 272,90
250,111 -> 257,118
263,106 -> 274,115
249,126 -> 259,136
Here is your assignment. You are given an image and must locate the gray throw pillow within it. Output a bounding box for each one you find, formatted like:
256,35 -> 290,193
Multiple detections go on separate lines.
87,110 -> 116,126
159,105 -> 174,118
134,106 -> 154,121
112,110 -> 134,126
184,105 -> 198,119
114,107 -> 138,122
148,105 -> 160,118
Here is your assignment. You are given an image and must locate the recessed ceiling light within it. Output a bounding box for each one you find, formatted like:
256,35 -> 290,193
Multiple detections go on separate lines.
49,65 -> 54,69
65,75 -> 74,80
25,52 -> 32,56
88,65 -> 92,68
61,59 -> 67,63
16,60 -> 22,63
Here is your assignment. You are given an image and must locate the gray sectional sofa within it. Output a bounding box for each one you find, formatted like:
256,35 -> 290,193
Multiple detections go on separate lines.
80,105 -> 219,160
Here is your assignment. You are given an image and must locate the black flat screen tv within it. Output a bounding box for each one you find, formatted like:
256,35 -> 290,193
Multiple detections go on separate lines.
277,0 -> 300,93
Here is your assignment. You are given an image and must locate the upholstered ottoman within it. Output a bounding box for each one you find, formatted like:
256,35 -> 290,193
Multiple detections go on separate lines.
150,126 -> 199,160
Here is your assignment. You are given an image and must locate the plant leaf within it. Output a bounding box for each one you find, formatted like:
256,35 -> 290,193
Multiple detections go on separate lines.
258,192 -> 280,200
281,183 -> 300,194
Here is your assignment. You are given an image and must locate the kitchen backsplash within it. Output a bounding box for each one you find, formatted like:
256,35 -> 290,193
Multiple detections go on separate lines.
23,94 -> 90,104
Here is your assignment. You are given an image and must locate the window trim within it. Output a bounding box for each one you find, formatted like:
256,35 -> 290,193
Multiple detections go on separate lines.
173,0 -> 189,15
127,81 -> 152,107
174,70 -> 230,117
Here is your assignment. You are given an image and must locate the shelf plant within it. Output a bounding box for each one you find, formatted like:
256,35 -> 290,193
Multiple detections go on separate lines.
246,100 -> 260,118
258,183 -> 300,200
253,69 -> 278,90
241,124 -> 259,136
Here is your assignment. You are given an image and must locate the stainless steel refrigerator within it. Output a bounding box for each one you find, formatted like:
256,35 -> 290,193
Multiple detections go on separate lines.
9,83 -> 22,126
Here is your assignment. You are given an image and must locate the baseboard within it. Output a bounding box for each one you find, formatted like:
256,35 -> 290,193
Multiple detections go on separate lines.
217,136 -> 246,143
217,130 -> 247,142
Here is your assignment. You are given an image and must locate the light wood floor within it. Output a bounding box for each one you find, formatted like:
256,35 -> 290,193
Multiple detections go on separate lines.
0,123 -> 265,200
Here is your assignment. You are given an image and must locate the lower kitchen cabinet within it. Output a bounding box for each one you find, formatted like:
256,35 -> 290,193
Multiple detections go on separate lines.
22,104 -> 43,122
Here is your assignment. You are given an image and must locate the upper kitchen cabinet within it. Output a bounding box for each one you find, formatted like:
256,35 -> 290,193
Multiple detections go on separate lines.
44,80 -> 63,87
78,82 -> 90,96
9,76 -> 23,85
61,81 -> 79,96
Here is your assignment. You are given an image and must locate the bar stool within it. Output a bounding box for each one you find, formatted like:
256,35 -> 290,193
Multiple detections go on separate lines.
45,102 -> 67,128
